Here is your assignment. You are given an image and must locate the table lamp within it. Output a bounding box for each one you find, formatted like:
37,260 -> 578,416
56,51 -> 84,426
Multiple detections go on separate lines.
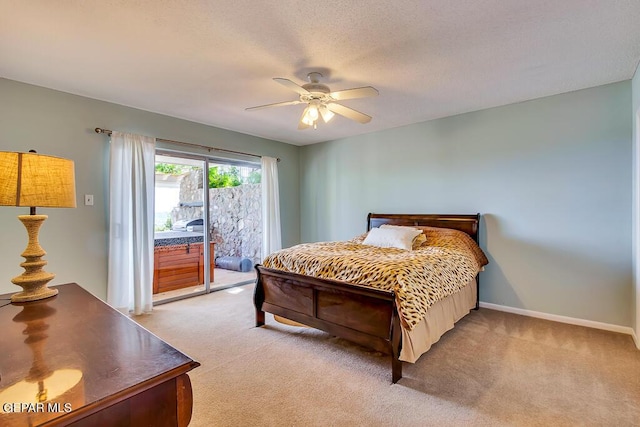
0,151 -> 76,302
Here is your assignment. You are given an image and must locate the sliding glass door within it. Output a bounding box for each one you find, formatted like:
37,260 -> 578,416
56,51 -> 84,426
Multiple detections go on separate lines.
153,153 -> 210,303
152,150 -> 261,304
207,161 -> 262,291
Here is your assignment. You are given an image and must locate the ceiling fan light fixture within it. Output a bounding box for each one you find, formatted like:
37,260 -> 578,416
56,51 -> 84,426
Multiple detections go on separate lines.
319,105 -> 335,123
301,116 -> 314,126
308,105 -> 319,120
301,106 -> 315,126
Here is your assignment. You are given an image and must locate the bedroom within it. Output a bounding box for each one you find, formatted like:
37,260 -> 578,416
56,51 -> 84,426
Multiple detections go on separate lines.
1,1 -> 639,425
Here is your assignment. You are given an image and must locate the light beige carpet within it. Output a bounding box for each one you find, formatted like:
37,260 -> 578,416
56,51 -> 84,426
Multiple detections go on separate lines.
135,284 -> 640,426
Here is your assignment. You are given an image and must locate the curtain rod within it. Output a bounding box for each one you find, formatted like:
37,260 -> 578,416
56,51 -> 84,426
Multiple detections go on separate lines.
94,128 -> 279,162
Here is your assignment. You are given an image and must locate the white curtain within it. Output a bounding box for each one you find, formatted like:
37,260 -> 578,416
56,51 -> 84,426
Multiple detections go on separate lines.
107,132 -> 156,315
261,156 -> 282,259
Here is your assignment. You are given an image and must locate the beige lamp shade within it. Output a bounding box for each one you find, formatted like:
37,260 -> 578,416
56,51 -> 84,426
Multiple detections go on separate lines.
0,151 -> 76,208
1,151 -> 77,302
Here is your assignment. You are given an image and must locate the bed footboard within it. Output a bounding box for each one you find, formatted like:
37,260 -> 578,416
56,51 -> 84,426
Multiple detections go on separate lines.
254,265 -> 403,383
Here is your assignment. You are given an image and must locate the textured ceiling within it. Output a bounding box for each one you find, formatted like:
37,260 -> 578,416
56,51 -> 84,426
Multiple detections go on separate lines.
1,0 -> 640,146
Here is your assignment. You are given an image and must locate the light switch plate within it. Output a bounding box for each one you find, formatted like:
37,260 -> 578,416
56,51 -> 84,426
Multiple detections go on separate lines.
84,194 -> 94,206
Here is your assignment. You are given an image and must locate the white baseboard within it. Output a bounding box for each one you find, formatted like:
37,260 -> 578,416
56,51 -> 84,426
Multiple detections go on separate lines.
479,302 -> 637,343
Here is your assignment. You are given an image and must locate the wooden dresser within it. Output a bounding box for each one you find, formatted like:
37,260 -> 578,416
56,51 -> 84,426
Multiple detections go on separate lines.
0,283 -> 200,426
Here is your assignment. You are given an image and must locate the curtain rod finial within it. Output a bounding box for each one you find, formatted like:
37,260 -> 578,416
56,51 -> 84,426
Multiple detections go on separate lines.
95,127 -> 112,136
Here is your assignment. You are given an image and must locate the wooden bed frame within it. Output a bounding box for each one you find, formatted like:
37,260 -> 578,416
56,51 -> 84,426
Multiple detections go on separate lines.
254,213 -> 481,383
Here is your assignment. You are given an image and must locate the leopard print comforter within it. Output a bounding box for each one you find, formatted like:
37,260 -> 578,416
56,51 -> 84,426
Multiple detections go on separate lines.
262,227 -> 489,331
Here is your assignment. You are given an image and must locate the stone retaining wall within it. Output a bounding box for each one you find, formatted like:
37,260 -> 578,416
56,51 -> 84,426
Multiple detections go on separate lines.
210,184 -> 262,265
172,171 -> 262,265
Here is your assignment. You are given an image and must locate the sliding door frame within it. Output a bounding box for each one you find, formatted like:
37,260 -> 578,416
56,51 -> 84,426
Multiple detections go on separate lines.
154,149 -> 211,305
153,147 -> 261,306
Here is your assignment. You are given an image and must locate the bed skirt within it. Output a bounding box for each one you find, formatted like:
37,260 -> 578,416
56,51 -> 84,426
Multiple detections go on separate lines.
400,278 -> 476,362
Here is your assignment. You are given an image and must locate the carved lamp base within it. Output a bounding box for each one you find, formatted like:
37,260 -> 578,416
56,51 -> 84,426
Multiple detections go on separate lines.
10,214 -> 59,303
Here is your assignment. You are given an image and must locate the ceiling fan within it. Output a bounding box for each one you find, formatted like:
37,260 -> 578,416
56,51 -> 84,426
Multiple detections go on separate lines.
246,72 -> 378,130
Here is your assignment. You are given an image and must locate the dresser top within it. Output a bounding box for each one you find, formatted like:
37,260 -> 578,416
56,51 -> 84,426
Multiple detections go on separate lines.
0,283 -> 199,425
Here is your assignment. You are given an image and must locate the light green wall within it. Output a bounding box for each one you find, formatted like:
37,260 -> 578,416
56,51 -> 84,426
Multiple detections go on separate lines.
300,82 -> 632,327
0,78 -> 300,300
2,77 -> 633,328
632,64 -> 640,338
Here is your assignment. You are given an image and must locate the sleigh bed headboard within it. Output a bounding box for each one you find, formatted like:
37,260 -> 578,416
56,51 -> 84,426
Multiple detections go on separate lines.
367,213 -> 481,244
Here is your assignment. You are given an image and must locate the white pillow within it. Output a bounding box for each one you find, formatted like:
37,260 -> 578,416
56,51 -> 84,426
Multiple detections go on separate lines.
380,224 -> 426,249
362,227 -> 423,250
380,224 -> 420,231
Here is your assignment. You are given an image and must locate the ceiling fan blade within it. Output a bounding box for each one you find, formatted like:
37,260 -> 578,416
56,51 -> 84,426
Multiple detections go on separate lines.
329,86 -> 378,101
245,100 -> 302,111
274,78 -> 310,96
326,103 -> 372,124
298,106 -> 311,130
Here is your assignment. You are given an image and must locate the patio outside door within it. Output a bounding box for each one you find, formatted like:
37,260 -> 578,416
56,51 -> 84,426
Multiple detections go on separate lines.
152,153 -> 210,303
151,152 -> 261,305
